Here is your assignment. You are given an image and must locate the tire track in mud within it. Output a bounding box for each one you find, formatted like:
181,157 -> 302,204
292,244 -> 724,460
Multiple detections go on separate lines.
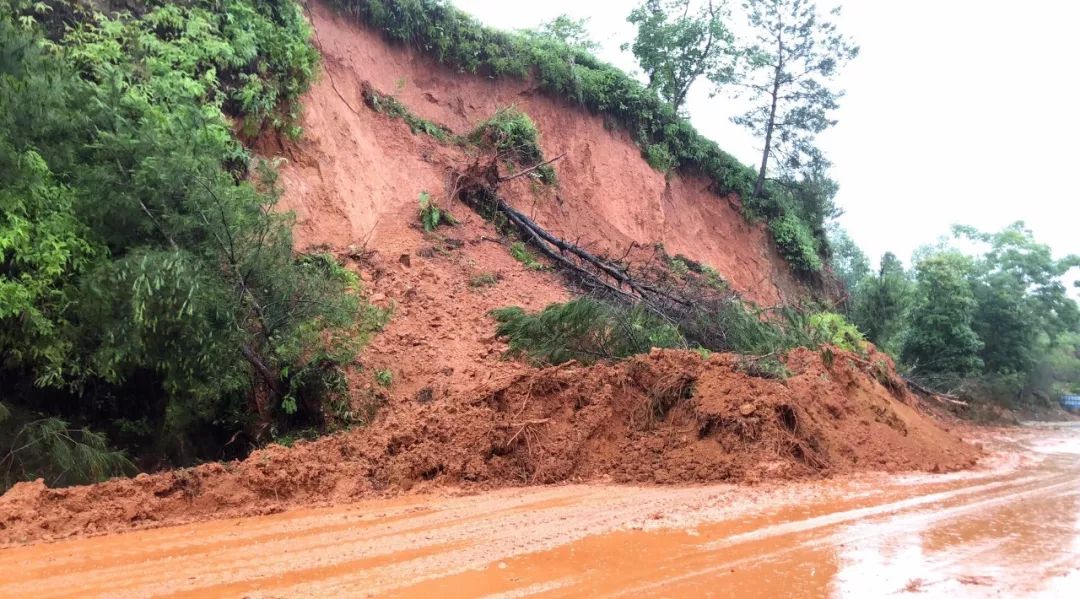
2,429 -> 1076,598
608,471 -> 1076,597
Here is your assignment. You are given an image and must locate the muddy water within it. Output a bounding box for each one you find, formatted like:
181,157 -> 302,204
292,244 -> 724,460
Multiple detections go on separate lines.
2,426 -> 1077,598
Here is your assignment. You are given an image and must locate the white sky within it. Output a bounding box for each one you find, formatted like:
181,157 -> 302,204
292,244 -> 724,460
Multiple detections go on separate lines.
453,0 -> 1079,291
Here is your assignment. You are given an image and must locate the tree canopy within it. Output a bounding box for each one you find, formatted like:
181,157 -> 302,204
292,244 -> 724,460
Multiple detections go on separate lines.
0,0 -> 382,488
624,0 -> 737,114
729,0 -> 858,195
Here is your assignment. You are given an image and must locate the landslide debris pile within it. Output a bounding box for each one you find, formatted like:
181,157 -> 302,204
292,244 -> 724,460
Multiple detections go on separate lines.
0,348 -> 977,545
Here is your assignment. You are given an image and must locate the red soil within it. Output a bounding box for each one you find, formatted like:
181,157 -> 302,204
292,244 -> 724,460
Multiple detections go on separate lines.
0,2 -> 980,548
271,0 -> 800,307
0,348 -> 978,546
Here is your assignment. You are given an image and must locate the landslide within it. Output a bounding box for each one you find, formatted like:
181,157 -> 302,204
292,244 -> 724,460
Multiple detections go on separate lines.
0,1 -> 980,548
0,348 -> 978,546
266,0 -> 800,307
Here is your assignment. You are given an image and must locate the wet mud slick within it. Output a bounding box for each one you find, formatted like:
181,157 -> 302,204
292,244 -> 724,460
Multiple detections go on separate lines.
2,426 -> 1076,598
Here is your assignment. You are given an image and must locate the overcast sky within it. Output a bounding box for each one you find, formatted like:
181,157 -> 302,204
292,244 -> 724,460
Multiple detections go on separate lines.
453,0 -> 1079,290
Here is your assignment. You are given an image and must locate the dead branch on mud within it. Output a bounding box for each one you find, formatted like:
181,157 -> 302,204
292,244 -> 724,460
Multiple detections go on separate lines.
840,353 -> 967,407
450,156 -> 694,325
901,375 -> 968,406
499,153 -> 566,183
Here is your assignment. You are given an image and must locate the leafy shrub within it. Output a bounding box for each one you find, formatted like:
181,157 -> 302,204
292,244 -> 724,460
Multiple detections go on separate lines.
769,214 -> 823,274
806,312 -> 867,353
0,3 -> 378,477
59,0 -> 319,136
417,191 -> 456,231
644,143 -> 676,172
492,298 -> 685,365
469,107 -> 556,184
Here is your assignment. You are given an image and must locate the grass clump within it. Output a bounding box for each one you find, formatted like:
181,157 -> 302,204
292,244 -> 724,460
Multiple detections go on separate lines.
509,241 -> 545,270
362,85 -> 456,142
492,299 -> 685,365
470,107 -> 556,184
375,369 -> 393,387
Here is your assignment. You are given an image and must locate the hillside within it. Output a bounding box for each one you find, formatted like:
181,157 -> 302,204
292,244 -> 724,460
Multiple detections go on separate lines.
267,2 -> 802,306
255,0 -> 804,401
0,0 -> 986,546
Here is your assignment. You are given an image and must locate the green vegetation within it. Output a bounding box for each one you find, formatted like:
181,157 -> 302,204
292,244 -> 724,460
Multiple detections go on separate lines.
493,295 -> 865,368
417,191 -> 457,231
807,312 -> 866,353
522,14 -> 599,52
492,299 -> 685,365
840,222 -> 1080,407
469,108 -> 556,184
769,214 -> 824,273
850,252 -> 911,356
509,241 -> 545,270
0,1 -> 382,489
322,0 -> 828,272
0,405 -> 133,490
624,0 -> 736,114
728,0 -> 858,196
375,369 -> 393,388
362,85 -> 455,141
827,226 -> 872,309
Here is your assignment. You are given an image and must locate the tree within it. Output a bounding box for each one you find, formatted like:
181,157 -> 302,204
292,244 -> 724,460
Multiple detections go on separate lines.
525,14 -> 599,52
902,252 -> 983,381
624,0 -> 737,114
0,3 -> 375,475
730,0 -> 858,196
825,225 -> 869,306
0,19 -> 96,385
851,252 -> 911,355
954,222 -> 1080,376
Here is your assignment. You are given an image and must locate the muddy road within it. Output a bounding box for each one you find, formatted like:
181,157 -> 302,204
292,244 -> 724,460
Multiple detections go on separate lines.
2,425 -> 1077,598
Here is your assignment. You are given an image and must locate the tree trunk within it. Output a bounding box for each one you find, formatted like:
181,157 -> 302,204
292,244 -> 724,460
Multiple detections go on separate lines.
754,70 -> 782,197
239,343 -> 282,431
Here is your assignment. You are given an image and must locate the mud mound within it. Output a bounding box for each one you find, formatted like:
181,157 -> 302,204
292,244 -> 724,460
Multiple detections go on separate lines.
0,349 -> 977,546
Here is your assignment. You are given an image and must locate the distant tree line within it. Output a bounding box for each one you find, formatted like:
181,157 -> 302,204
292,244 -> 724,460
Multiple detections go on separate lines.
829,223 -> 1080,404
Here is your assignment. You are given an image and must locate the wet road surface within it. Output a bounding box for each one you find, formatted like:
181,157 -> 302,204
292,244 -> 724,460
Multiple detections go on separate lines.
2,425 -> 1077,597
